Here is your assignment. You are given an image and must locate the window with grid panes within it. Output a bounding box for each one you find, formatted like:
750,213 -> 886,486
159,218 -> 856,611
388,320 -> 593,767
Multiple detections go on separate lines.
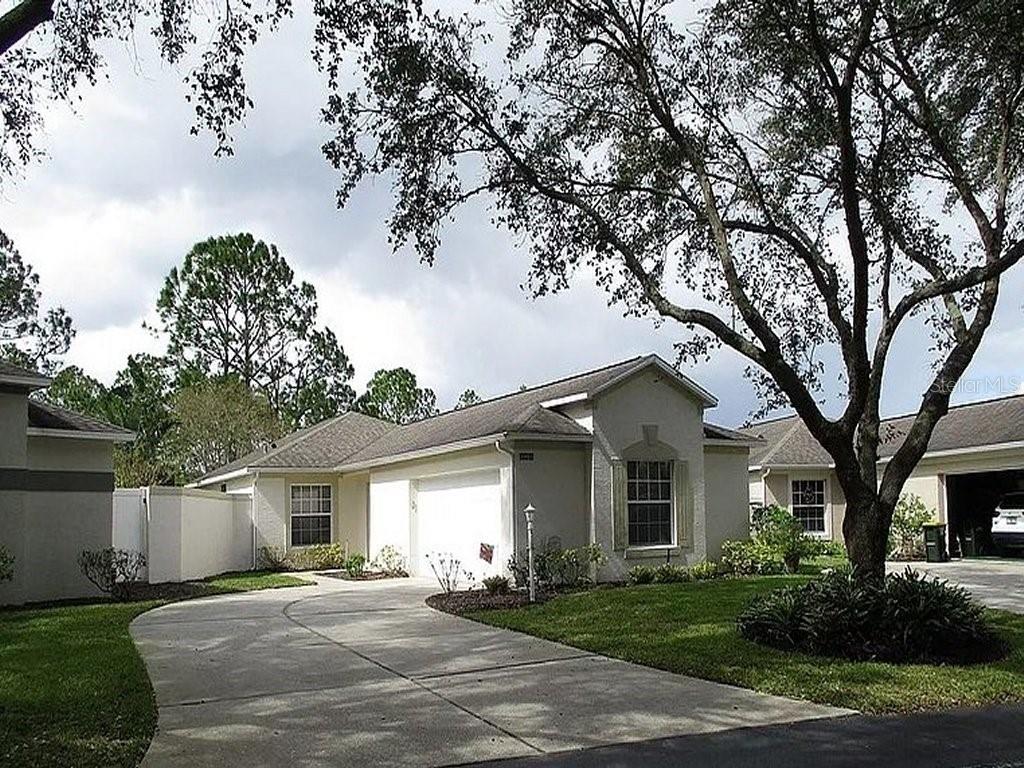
626,460 -> 674,546
290,485 -> 332,546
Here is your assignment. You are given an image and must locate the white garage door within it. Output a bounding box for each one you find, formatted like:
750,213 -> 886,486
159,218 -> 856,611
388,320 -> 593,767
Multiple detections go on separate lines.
412,469 -> 503,581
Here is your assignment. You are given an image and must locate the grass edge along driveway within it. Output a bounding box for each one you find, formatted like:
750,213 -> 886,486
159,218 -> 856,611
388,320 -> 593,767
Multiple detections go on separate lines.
0,570 -> 312,768
470,576 -> 1024,714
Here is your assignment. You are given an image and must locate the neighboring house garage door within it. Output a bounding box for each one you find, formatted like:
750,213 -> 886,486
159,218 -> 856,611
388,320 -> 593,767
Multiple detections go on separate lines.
412,470 -> 502,581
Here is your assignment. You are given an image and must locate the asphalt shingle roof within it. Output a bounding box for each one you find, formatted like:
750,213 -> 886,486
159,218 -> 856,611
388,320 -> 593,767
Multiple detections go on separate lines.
0,359 -> 51,387
27,399 -> 134,437
197,355 -> 742,483
748,393 -> 1024,467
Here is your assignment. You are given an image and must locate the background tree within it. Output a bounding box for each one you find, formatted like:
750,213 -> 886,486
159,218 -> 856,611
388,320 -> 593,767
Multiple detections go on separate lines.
161,376 -> 284,480
455,389 -> 482,409
355,368 -> 438,425
0,230 -> 73,372
45,354 -> 177,485
0,0 -> 290,181
316,0 -> 1024,576
155,233 -> 356,427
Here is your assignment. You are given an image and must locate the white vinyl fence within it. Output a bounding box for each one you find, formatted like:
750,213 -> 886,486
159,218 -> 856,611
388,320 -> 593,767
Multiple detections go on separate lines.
113,486 -> 254,584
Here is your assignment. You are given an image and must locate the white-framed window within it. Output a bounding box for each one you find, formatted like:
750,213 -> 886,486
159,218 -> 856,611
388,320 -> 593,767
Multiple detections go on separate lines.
626,460 -> 674,546
290,484 -> 332,547
791,479 -> 826,534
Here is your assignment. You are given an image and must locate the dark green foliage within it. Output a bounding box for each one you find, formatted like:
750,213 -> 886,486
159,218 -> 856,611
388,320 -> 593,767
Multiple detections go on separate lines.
509,544 -> 605,589
354,367 -> 438,424
0,544 -> 14,582
482,575 -> 511,595
721,539 -> 786,576
316,0 -> 1024,579
344,552 -> 367,577
653,564 -> 692,583
627,565 -> 656,585
722,505 -> 827,575
0,0 -> 290,181
155,234 -> 355,428
737,568 -> 1008,664
691,560 -> 724,581
0,230 -> 73,373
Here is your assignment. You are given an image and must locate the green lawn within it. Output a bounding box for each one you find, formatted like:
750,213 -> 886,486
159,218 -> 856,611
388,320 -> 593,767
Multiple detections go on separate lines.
0,570 -> 312,768
470,576 -> 1024,714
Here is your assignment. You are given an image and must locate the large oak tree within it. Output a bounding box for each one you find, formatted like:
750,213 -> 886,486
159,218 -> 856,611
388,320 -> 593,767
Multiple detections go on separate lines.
314,0 -> 1024,576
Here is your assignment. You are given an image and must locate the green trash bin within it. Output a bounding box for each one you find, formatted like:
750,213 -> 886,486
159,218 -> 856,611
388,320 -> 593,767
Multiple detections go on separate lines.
923,524 -> 949,563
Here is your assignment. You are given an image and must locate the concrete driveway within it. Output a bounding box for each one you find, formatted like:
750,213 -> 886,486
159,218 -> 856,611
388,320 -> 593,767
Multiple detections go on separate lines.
132,576 -> 849,767
892,559 -> 1024,613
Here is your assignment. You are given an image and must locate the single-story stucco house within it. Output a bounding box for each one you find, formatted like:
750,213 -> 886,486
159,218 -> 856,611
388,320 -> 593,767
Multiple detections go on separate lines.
194,355 -> 756,581
747,393 -> 1024,555
0,360 -> 134,604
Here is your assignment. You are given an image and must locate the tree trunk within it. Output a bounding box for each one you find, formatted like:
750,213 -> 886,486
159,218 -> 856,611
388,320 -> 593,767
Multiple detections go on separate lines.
842,491 -> 892,580
0,0 -> 52,56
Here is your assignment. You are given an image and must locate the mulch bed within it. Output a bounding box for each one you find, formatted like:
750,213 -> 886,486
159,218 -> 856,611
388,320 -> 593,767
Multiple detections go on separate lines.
315,570 -> 409,581
426,589 -> 549,615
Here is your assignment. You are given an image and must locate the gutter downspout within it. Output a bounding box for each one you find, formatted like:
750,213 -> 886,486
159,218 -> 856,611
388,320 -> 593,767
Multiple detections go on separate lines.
251,471 -> 261,570
495,438 -> 516,562
760,467 -> 771,511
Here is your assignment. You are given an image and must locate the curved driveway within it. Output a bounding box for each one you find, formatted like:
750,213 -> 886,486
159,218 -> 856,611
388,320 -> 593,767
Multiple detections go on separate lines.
131,576 -> 848,767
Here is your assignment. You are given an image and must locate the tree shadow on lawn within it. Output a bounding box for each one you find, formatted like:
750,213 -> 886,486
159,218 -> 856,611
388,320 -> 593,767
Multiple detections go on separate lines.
469,580 -> 1024,714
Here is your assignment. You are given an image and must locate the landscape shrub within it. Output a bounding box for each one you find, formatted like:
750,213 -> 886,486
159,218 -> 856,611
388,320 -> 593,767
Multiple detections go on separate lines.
509,544 -> 606,589
721,539 -> 785,576
300,543 -> 347,570
427,552 -> 470,594
257,546 -> 289,571
77,548 -> 147,601
652,563 -> 691,583
627,565 -> 657,585
690,559 -> 723,581
343,552 -> 367,577
737,567 -> 1007,664
546,544 -> 606,587
0,544 -> 13,582
373,544 -> 409,577
888,493 -> 935,561
482,575 -> 511,595
722,505 -> 827,575
507,550 -> 551,588
752,505 -> 827,573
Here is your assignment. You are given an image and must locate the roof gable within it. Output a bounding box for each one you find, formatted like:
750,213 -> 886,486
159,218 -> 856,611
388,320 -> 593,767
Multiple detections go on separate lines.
194,354 -> 721,482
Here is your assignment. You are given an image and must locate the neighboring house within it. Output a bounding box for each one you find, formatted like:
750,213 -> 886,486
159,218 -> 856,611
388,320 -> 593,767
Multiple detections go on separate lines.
0,360 -> 133,604
194,355 -> 756,581
747,394 -> 1024,554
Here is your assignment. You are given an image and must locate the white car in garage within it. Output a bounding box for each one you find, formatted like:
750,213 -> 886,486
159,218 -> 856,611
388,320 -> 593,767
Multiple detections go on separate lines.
992,492 -> 1024,554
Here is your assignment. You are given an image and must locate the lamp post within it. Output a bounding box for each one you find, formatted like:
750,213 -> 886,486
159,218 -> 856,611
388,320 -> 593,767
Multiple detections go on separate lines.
524,504 -> 536,602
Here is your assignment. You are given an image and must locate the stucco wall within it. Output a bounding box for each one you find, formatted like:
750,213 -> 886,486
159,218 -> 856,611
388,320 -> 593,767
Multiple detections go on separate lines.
338,472 -> 369,556
512,441 -> 590,557
147,487 -> 253,583
0,390 -> 27,466
367,446 -> 512,576
591,368 -> 708,579
253,472 -> 343,555
703,445 -> 751,558
0,431 -> 115,605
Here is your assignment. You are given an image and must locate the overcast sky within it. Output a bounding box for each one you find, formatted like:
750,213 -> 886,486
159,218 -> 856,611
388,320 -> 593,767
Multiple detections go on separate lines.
3,8 -> 1023,427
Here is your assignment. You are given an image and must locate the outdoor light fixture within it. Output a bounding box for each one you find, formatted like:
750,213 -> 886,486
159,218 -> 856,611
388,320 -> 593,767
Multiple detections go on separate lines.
524,504 -> 537,602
